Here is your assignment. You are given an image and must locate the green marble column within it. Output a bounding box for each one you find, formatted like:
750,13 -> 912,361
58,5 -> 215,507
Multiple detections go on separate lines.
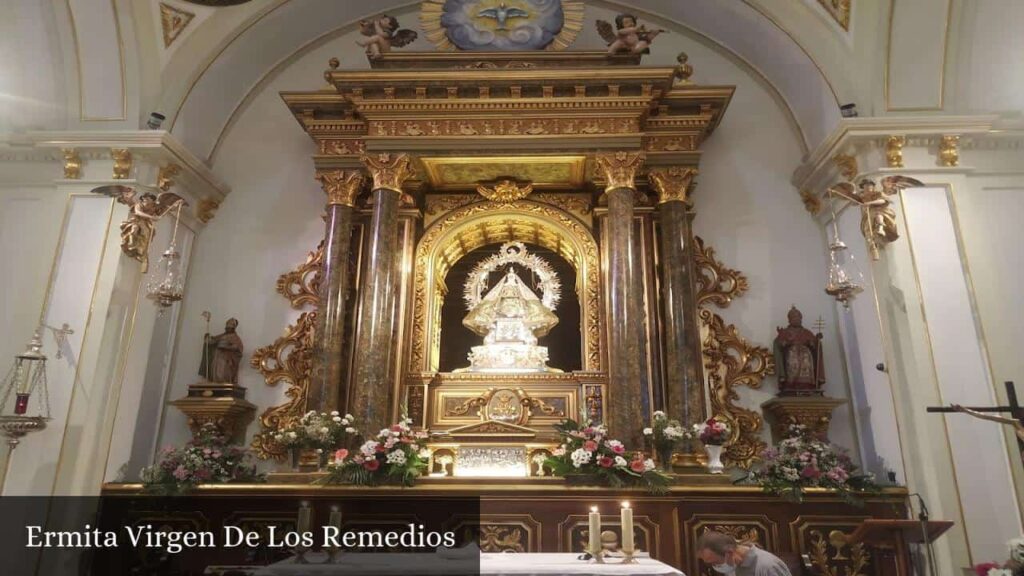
350,154 -> 414,436
650,167 -> 704,429
309,169 -> 363,413
597,152 -> 646,449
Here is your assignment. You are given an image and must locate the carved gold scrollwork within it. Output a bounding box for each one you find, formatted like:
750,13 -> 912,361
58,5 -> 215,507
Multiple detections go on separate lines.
808,529 -> 869,576
694,236 -> 749,308
276,241 -> 324,309
595,151 -> 644,192
158,163 -> 180,192
477,526 -> 526,553
250,311 -> 317,460
476,179 -> 534,203
700,308 -> 775,468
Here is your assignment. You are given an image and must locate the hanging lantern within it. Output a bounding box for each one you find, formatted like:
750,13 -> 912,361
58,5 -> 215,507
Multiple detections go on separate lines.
146,202 -> 186,313
824,192 -> 865,309
0,329 -> 51,451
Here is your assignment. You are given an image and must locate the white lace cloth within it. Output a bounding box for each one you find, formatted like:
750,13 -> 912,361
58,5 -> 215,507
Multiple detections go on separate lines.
254,552 -> 685,575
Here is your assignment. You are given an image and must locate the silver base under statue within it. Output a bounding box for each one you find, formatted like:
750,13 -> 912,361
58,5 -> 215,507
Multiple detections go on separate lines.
455,343 -> 561,373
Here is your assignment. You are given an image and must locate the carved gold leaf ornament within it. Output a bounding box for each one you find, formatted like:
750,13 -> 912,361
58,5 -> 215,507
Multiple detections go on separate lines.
250,311 -> 317,460
700,308 -> 775,469
276,241 -> 324,309
648,167 -> 697,205
62,148 -> 81,179
159,2 -> 195,48
694,236 -> 749,308
196,198 -> 220,223
817,0 -> 852,30
361,153 -> 415,192
800,189 -> 822,215
939,135 -> 960,167
111,148 -> 132,179
157,163 -> 180,192
694,235 -> 772,468
595,151 -> 645,192
885,136 -> 905,168
476,179 -> 534,203
831,153 -> 858,181
316,168 -> 364,207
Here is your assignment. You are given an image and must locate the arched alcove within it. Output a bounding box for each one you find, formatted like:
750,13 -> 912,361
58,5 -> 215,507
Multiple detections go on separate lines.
438,242 -> 582,373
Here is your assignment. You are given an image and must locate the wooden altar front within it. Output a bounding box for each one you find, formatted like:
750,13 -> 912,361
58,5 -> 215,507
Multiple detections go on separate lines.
100,482 -> 909,576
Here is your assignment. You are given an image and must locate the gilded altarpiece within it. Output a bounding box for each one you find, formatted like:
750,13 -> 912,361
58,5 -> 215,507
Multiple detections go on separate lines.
251,49 -> 787,472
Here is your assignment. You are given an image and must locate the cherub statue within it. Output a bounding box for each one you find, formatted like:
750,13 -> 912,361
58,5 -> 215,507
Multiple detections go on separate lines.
827,175 -> 922,260
597,13 -> 665,55
93,185 -> 186,272
357,14 -> 418,59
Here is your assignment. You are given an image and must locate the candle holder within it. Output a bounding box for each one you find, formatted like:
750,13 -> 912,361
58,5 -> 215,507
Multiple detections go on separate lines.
325,545 -> 343,563
584,545 -> 606,564
619,548 -> 639,565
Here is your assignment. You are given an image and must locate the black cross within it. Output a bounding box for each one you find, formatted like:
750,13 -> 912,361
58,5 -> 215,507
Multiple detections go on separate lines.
927,381 -> 1024,452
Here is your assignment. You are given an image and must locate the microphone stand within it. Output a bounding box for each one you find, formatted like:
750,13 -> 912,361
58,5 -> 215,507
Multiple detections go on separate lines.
913,493 -> 938,576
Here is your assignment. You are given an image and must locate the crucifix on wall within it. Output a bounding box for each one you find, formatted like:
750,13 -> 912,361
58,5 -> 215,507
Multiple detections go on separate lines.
927,381 -> 1024,461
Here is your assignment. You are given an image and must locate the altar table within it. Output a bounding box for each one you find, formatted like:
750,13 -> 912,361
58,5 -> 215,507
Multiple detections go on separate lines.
253,552 -> 684,575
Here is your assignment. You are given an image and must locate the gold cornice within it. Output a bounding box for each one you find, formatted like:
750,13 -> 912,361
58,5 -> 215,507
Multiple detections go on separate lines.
361,153 -> 414,192
649,167 -> 698,204
327,67 -> 678,87
595,151 -> 645,192
315,168 -> 364,207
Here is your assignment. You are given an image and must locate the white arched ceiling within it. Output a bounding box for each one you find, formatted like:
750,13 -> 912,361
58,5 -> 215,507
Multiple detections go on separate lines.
165,0 -> 843,161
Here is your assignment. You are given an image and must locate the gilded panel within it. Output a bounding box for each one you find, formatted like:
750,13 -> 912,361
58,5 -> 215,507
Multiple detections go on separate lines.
790,516 -> 873,576
447,515 -> 542,553
683,514 -> 779,576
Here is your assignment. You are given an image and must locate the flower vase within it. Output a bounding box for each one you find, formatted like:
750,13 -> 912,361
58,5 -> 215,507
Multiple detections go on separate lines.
657,448 -> 675,473
289,448 -> 301,472
317,450 -> 329,471
704,444 -> 725,474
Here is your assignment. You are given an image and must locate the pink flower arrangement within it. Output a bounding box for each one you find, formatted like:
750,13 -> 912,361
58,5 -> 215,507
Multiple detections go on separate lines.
141,424 -> 263,495
543,418 -> 668,494
324,418 -> 429,486
744,425 -> 877,504
693,416 -> 731,446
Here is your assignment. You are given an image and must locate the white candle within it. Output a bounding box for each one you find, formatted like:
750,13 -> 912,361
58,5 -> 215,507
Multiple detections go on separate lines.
588,506 -> 601,555
620,502 -> 634,553
297,502 -> 312,533
329,505 -> 342,531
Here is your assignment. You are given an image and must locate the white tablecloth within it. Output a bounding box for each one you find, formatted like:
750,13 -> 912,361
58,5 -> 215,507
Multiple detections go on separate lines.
253,552 -> 685,575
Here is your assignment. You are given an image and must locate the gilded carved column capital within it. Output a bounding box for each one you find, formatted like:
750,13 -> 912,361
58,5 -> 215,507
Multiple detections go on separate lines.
885,136 -> 906,168
62,148 -> 81,180
595,151 -> 645,192
157,163 -> 180,191
649,167 -> 698,205
939,135 -> 960,167
361,153 -> 415,192
316,169 -> 365,207
111,148 -> 132,180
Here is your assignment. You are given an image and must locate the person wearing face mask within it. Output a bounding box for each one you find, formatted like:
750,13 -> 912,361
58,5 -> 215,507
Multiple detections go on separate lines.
696,531 -> 792,576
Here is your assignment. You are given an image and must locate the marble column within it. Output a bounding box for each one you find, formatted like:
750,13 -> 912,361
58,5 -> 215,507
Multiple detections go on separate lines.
309,169 -> 364,413
596,152 -> 646,449
351,153 -> 414,436
649,168 -> 704,430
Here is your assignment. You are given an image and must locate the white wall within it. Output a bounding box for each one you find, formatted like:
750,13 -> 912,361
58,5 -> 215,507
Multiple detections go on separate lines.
154,4 -> 859,467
